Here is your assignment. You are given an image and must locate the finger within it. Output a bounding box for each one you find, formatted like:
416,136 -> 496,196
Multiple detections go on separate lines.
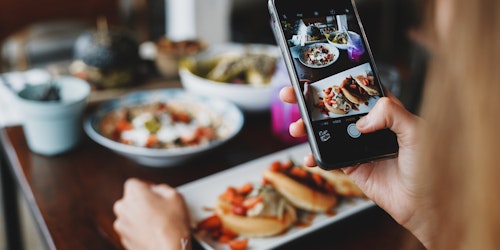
381,85 -> 404,107
289,119 -> 307,137
113,218 -> 124,234
279,86 -> 297,104
356,97 -> 418,135
303,154 -> 316,167
150,184 -> 177,199
123,178 -> 150,196
112,199 -> 124,216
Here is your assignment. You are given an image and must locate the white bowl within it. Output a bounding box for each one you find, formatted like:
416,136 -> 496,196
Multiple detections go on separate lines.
327,31 -> 359,50
84,88 -> 244,167
179,43 -> 281,113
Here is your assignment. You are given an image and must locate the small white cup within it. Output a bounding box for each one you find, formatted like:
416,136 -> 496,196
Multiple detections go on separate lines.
16,76 -> 90,156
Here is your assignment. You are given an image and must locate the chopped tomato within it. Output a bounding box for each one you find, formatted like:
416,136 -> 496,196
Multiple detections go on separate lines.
312,173 -> 324,187
269,161 -> 281,172
242,196 -> 263,209
237,182 -> 253,195
232,205 -> 246,216
196,215 -> 221,231
324,182 -> 336,193
115,119 -> 133,132
229,238 -> 248,250
220,227 -> 238,239
171,112 -> 191,123
145,135 -> 159,147
218,235 -> 233,243
231,195 -> 245,206
262,178 -> 270,185
281,160 -> 293,170
290,167 -> 308,179
219,187 -> 237,202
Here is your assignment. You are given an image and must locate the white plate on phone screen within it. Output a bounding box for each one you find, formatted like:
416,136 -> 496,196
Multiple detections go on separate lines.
177,143 -> 375,250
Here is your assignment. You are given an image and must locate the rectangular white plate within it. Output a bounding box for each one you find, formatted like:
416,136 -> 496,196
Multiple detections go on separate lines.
178,143 -> 374,250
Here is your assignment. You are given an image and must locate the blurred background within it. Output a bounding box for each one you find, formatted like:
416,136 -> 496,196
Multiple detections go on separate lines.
0,0 -> 427,112
0,0 -> 428,248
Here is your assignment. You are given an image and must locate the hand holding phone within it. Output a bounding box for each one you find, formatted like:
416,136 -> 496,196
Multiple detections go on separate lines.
269,0 -> 398,169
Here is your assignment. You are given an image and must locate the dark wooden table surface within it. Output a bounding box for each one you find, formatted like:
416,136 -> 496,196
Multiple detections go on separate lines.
0,86 -> 421,250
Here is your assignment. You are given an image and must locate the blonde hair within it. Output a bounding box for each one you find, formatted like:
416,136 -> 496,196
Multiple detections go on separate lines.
417,0 -> 500,249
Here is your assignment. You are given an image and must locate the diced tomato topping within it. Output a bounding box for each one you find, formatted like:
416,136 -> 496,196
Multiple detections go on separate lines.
218,235 -> 233,243
196,215 -> 222,231
237,183 -> 253,195
231,195 -> 244,206
262,178 -> 270,185
115,119 -> 133,132
280,160 -> 293,171
145,135 -> 159,147
232,205 -> 246,216
290,167 -> 308,179
312,173 -> 324,187
221,227 -> 239,239
219,187 -> 237,202
324,183 -> 336,193
229,238 -> 248,250
242,196 -> 263,209
269,161 -> 281,172
171,112 -> 191,123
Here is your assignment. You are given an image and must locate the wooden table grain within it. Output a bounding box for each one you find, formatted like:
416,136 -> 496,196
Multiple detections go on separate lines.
0,102 -> 422,250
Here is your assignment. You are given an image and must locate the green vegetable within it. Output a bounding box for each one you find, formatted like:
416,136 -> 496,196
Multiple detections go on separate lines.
145,118 -> 161,133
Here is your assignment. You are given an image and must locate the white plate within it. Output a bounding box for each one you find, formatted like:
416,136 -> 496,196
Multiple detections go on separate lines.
178,143 -> 374,250
326,31 -> 359,50
298,43 -> 340,68
308,62 -> 380,121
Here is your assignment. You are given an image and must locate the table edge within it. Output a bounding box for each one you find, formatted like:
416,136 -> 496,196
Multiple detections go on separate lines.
0,126 -> 57,250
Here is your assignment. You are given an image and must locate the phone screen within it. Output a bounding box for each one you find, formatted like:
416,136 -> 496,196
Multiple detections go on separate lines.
269,0 -> 398,169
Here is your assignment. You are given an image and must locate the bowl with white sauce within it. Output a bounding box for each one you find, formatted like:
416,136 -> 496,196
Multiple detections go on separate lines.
84,88 -> 244,167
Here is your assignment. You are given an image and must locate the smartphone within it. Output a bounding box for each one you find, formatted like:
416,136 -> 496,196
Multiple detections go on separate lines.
268,0 -> 398,169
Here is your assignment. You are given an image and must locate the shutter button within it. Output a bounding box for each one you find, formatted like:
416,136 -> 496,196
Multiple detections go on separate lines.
347,123 -> 361,138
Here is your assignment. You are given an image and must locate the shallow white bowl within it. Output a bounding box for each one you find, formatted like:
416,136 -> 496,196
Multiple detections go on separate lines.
179,43 -> 280,113
327,31 -> 359,50
84,88 -> 244,167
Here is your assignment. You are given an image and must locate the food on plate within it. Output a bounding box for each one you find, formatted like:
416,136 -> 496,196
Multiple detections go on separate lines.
194,155 -> 372,249
301,44 -> 336,67
305,167 -> 365,198
195,214 -> 249,250
321,27 -> 336,35
99,101 -> 223,148
321,85 -> 352,114
305,25 -> 323,41
316,72 -> 380,116
214,182 -> 297,237
339,75 -> 370,104
353,74 -> 379,96
328,31 -> 349,45
185,51 -> 278,86
263,160 -> 338,212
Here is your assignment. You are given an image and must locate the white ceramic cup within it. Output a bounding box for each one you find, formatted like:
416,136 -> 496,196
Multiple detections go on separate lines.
16,76 -> 90,156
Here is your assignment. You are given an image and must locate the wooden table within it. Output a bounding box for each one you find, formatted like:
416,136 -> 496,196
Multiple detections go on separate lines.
0,89 -> 421,250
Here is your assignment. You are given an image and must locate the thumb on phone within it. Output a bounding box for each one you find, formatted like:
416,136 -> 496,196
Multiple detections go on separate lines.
356,97 -> 419,139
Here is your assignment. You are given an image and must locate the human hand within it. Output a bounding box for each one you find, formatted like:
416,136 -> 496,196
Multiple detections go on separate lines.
279,86 -> 431,247
113,178 -> 191,250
